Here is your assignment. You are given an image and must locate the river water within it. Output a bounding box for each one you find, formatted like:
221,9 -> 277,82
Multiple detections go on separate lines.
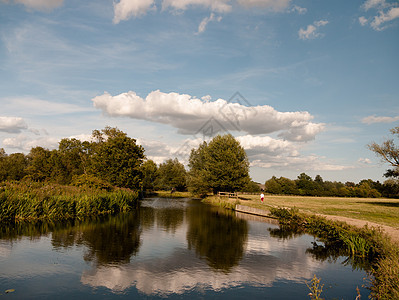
0,197 -> 370,299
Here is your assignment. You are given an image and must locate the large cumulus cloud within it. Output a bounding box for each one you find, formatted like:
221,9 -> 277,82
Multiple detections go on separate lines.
92,90 -> 324,142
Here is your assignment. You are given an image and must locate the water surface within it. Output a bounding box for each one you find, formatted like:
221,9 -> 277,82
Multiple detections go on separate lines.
0,198 -> 370,299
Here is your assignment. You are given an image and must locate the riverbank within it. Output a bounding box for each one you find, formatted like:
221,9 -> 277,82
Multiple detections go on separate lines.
0,181 -> 139,221
203,194 -> 399,299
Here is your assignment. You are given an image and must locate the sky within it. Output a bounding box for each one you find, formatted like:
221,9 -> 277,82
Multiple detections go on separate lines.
0,0 -> 398,184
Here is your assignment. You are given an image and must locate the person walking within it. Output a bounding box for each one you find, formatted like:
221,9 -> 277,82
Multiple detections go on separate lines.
260,193 -> 264,203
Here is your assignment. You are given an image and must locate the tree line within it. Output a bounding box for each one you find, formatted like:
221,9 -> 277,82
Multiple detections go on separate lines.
265,173 -> 399,198
0,127 -> 256,196
1,125 -> 398,198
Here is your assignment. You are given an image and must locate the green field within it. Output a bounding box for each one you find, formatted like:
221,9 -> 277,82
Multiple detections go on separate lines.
208,194 -> 399,229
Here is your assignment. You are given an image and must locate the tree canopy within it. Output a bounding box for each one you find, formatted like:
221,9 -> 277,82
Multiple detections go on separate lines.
188,134 -> 250,195
369,126 -> 399,178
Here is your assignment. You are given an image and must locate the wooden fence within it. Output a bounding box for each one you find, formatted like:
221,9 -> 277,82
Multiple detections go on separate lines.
217,191 -> 238,200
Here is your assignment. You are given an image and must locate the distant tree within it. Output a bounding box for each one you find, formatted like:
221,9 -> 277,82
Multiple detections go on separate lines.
156,158 -> 187,191
242,181 -> 261,193
265,176 -> 282,194
368,126 -> 399,178
141,159 -> 158,192
25,147 -> 53,181
0,152 -> 28,181
188,134 -> 250,195
89,127 -> 145,189
296,173 -> 317,195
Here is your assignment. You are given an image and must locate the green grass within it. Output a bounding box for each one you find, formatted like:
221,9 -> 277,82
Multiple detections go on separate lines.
151,190 -> 192,198
236,194 -> 399,228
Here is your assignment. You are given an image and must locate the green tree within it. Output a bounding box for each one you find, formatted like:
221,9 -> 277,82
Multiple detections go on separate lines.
187,142 -> 210,196
188,134 -> 250,195
156,158 -> 187,191
25,146 -> 53,181
369,126 -> 399,178
89,127 -> 145,189
265,176 -> 282,194
141,159 -> 158,192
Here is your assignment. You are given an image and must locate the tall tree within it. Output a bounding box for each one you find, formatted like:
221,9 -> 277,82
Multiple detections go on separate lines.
156,158 -> 187,191
141,159 -> 158,191
89,127 -> 145,189
369,126 -> 399,178
188,134 -> 250,194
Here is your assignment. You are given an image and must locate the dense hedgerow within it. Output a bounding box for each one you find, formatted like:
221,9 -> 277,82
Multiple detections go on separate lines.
0,181 -> 138,221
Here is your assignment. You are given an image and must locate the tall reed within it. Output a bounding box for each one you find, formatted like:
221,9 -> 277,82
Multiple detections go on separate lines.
0,181 -> 138,221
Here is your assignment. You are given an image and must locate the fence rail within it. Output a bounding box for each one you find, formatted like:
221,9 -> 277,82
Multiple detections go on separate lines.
217,191 -> 238,200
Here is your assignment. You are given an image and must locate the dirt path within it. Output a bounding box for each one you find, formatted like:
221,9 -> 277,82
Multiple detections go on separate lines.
316,214 -> 399,245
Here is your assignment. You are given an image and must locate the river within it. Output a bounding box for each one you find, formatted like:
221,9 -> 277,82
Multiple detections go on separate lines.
0,197 -> 370,299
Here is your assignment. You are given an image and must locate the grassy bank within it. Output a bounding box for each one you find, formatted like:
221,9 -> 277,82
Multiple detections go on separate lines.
148,190 -> 192,198
0,181 -> 139,221
235,194 -> 399,228
203,194 -> 399,299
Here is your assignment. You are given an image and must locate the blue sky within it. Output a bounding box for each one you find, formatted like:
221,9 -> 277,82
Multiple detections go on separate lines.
1,0 -> 398,184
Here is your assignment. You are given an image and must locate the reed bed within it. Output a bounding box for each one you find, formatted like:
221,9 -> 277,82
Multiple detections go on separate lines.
269,207 -> 399,299
0,181 -> 138,221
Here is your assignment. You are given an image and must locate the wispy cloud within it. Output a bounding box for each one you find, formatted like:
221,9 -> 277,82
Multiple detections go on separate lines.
298,20 -> 329,40
361,115 -> 399,124
359,0 -> 399,31
196,13 -> 222,34
6,0 -> 64,11
113,0 -> 293,24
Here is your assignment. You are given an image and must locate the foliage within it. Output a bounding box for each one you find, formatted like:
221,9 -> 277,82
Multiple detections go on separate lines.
141,159 -> 158,191
307,275 -> 324,300
368,126 -> 399,179
241,180 -> 261,193
89,127 -> 145,189
269,207 -> 399,299
265,173 -> 397,198
0,127 -> 145,190
188,134 -> 250,195
156,158 -> 187,191
0,181 -> 138,221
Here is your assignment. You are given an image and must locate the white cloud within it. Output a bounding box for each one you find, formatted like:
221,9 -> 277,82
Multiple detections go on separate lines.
0,116 -> 28,133
361,0 -> 399,31
3,134 -> 59,151
237,0 -> 291,11
11,0 -> 63,11
196,13 -> 222,34
113,0 -> 294,23
359,16 -> 368,26
358,157 -> 372,164
113,0 -> 155,24
371,7 -> 399,30
361,115 -> 399,124
290,5 -> 306,14
298,20 -> 329,40
92,90 -> 324,142
363,0 -> 386,11
162,0 -> 232,13
2,97 -> 92,116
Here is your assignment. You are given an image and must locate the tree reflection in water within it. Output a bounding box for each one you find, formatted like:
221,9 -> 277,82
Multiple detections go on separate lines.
187,205 -> 248,273
51,213 -> 142,265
